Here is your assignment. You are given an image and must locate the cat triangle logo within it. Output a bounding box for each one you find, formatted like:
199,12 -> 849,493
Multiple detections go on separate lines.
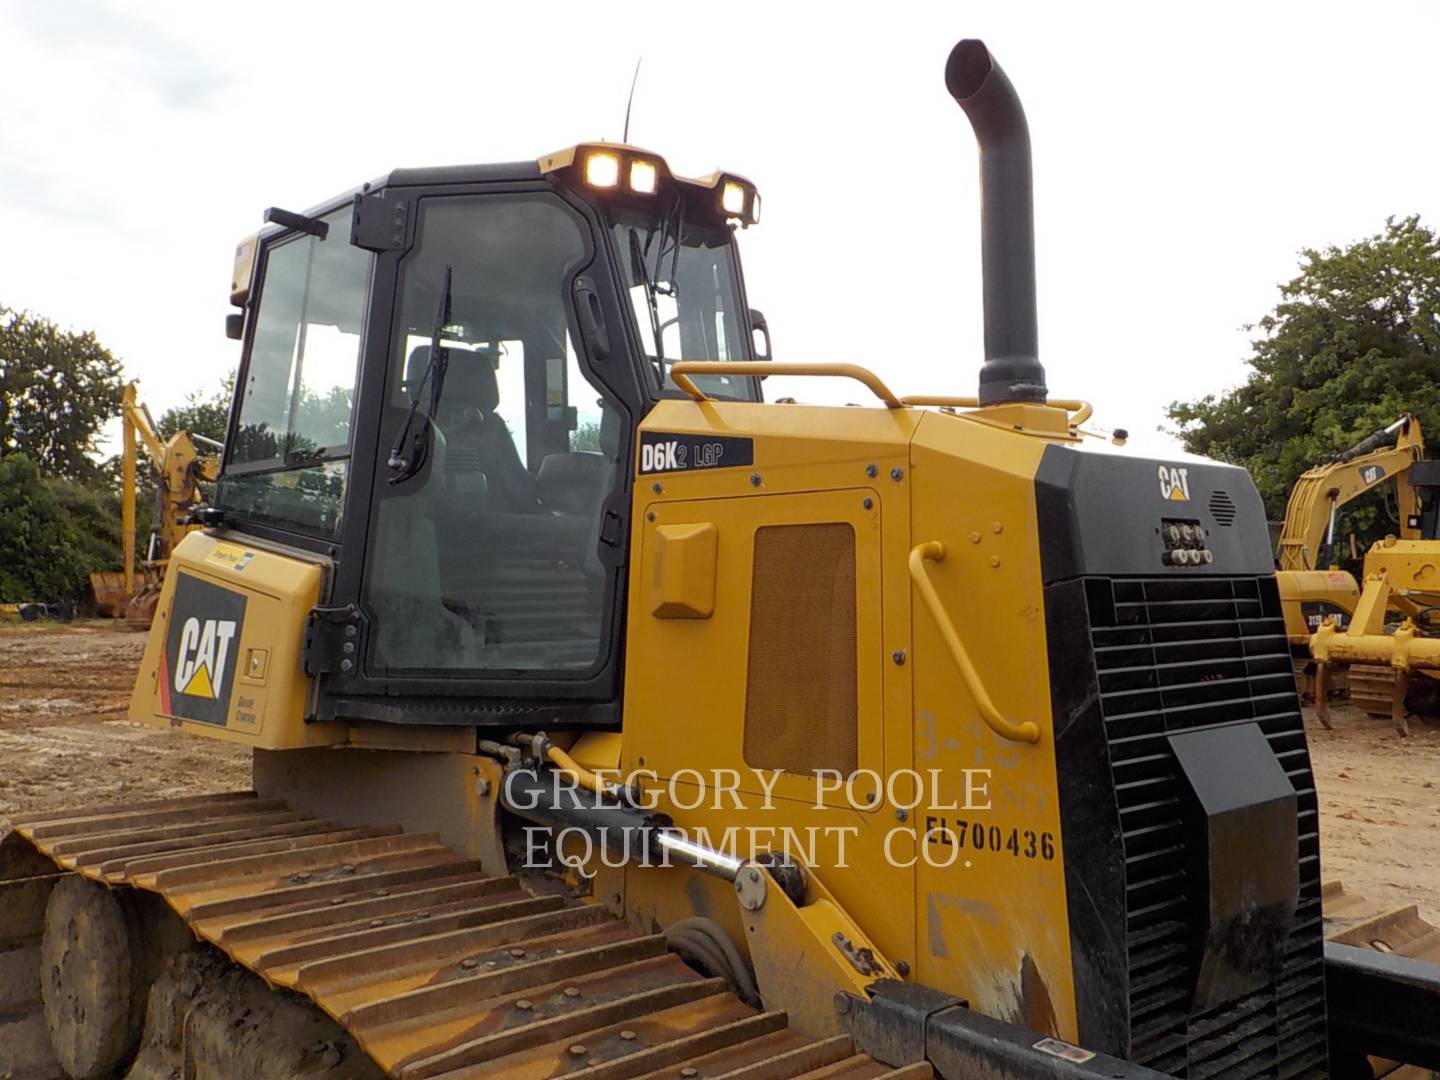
1158,465 -> 1191,502
181,662 -> 216,699
173,617 -> 237,700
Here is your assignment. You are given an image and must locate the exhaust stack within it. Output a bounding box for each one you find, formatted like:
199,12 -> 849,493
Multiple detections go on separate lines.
946,40 -> 1047,405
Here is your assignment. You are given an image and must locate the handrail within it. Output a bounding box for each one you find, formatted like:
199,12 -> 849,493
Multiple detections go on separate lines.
908,541 -> 1041,744
669,361 -> 904,408
668,363 -> 1091,427
900,394 -> 1093,426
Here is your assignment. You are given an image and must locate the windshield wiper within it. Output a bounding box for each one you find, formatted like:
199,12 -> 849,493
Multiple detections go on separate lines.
388,265 -> 452,485
628,229 -> 667,390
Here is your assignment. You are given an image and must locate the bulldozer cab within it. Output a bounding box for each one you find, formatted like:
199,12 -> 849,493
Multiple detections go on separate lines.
212,150 -> 763,724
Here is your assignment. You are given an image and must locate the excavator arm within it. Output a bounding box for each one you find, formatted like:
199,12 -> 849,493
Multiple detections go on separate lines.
1275,414 -> 1424,571
118,381 -> 222,597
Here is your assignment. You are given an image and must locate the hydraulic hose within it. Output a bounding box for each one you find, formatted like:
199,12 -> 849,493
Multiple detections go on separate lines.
664,917 -> 761,1007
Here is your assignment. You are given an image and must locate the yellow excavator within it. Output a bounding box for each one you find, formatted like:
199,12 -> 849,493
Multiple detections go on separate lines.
1273,416 -> 1424,700
89,381 -> 222,624
5,40 -> 1440,1080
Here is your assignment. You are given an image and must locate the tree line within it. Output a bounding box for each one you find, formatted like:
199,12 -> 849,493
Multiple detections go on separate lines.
0,305 -> 229,604
1166,215 -> 1440,557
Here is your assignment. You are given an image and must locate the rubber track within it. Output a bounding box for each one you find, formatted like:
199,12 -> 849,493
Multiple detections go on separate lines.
3,792 -> 932,1080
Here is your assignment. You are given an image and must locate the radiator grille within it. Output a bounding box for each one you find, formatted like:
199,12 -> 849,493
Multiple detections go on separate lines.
1084,575 -> 1326,1080
744,523 -> 858,776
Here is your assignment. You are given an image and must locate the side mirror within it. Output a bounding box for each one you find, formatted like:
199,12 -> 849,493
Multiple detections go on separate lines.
225,312 -> 245,341
749,308 -> 772,363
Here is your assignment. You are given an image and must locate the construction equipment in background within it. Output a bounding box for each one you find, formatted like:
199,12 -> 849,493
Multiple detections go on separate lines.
1274,416 -> 1424,699
6,38 -> 1440,1080
1271,414 -> 1440,731
89,381 -> 221,624
1312,462 -> 1440,732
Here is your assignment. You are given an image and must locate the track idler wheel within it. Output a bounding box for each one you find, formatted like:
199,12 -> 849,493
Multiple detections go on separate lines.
40,876 -> 150,1079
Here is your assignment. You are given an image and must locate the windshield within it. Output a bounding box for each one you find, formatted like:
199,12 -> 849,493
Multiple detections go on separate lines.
609,208 -> 758,401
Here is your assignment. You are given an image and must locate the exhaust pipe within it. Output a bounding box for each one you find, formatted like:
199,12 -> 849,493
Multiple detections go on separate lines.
946,40 -> 1048,405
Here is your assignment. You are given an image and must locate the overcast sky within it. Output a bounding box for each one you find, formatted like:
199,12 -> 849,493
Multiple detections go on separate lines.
3,1 -> 1437,458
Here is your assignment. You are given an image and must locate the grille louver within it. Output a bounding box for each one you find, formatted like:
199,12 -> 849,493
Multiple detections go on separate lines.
1209,490 -> 1238,526
1084,575 -> 1326,1079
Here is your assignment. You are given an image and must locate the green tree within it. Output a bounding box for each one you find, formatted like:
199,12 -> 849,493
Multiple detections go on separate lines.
0,454 -> 98,602
1167,216 -> 1440,540
0,305 -> 124,481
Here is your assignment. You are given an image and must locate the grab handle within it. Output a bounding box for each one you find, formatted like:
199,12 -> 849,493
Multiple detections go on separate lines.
908,541 -> 1041,744
670,361 -> 903,408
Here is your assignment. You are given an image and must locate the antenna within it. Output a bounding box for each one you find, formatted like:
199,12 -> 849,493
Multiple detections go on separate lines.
623,58 -> 642,144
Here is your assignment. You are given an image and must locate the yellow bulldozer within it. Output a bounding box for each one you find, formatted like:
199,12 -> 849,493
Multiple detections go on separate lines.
89,381 -> 222,625
4,39 -> 1439,1080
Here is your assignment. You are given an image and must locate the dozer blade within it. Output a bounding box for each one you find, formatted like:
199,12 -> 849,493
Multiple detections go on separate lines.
1323,881 -> 1440,1076
1323,881 -> 1440,964
2,793 -> 930,1080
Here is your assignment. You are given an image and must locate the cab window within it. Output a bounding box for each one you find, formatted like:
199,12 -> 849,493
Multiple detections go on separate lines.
217,208 -> 370,535
609,209 -> 757,401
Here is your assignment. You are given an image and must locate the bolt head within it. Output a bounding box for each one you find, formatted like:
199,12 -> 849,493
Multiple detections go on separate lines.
863,497 -> 873,510
652,481 -> 663,493
892,649 -> 906,665
750,472 -> 761,486
890,466 -> 904,480
866,463 -> 878,477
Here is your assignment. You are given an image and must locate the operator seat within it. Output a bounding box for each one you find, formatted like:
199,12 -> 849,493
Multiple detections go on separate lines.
416,345 -> 541,514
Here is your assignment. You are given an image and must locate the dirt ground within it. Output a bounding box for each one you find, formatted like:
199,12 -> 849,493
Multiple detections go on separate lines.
1,622 -> 1436,925
0,620 -> 249,835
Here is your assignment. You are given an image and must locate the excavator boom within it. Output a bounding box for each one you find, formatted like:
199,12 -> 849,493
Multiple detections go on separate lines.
1275,414 -> 1424,571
